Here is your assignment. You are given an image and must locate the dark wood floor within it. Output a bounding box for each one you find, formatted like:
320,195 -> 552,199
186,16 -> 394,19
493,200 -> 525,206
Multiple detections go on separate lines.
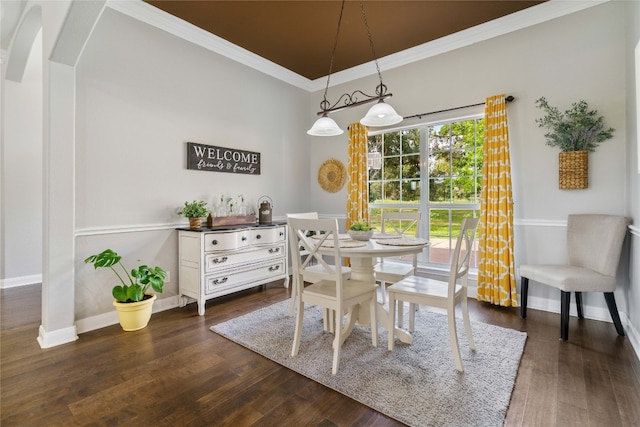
1,281 -> 639,426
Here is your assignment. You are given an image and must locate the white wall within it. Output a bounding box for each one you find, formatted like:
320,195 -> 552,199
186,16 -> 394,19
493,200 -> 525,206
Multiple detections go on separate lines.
309,1 -> 635,336
73,7 -> 311,321
625,0 -> 640,353
1,28 -> 42,287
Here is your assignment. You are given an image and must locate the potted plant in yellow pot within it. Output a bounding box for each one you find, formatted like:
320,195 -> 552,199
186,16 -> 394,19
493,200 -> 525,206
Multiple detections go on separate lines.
535,97 -> 614,189
178,200 -> 210,229
84,249 -> 166,331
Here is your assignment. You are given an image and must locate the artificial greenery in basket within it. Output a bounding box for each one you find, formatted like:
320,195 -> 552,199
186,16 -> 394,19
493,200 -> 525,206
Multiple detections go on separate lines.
84,249 -> 166,303
534,97 -> 614,152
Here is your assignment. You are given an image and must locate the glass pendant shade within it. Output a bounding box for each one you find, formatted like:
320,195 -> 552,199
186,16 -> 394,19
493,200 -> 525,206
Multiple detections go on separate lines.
360,100 -> 403,127
307,115 -> 344,136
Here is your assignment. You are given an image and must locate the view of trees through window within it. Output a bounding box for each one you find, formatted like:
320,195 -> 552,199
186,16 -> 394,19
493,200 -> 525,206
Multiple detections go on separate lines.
368,117 -> 483,266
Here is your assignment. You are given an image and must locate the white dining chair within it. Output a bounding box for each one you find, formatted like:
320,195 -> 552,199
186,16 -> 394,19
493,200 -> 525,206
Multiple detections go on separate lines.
520,214 -> 628,341
387,217 -> 479,372
289,217 -> 378,375
286,213 -> 351,327
374,211 -> 421,328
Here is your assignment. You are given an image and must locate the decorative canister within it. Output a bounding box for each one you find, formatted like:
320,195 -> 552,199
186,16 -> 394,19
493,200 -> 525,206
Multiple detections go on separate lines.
257,196 -> 273,224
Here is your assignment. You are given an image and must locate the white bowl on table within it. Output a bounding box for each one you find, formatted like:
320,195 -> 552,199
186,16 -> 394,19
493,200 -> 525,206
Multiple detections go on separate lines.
348,230 -> 374,241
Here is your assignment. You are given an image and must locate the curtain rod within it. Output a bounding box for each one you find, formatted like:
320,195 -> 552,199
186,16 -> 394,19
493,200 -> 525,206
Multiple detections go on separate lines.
402,95 -> 515,121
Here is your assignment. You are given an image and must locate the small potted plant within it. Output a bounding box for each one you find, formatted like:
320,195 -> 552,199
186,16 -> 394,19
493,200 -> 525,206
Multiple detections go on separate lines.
84,249 -> 167,331
348,220 -> 375,241
178,200 -> 210,229
535,97 -> 614,189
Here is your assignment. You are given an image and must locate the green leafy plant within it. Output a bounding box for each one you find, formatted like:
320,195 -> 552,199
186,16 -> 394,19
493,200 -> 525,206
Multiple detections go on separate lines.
349,220 -> 375,231
178,200 -> 209,218
84,249 -> 166,303
534,97 -> 614,152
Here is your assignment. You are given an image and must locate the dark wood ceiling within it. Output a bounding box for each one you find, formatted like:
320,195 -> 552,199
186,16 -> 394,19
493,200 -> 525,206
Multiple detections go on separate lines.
144,1 -> 545,80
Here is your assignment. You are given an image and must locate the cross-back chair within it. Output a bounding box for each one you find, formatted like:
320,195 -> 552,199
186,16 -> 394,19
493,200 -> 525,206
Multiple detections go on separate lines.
374,211 -> 422,305
387,217 -> 479,372
288,217 -> 378,375
286,212 -> 351,326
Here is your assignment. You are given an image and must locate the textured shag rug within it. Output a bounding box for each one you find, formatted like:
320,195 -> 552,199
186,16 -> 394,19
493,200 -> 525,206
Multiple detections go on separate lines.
211,300 -> 526,427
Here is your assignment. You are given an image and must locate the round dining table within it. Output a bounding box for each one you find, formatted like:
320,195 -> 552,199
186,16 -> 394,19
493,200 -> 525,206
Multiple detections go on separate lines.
319,234 -> 429,344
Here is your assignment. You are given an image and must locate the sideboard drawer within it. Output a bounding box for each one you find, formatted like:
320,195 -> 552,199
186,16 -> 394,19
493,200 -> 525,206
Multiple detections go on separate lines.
205,259 -> 286,295
250,227 -> 286,245
204,243 -> 285,273
204,230 -> 249,252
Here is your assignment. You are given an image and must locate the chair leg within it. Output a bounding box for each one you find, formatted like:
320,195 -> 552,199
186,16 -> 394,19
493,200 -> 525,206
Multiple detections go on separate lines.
408,303 -> 416,332
291,299 -> 305,357
331,311 -> 342,375
398,301 -> 404,328
380,280 -> 386,304
575,292 -> 584,319
520,277 -> 529,318
388,294 -> 396,351
447,307 -> 463,372
288,275 -> 298,317
604,292 -> 625,336
462,293 -> 476,351
323,308 -> 336,333
560,291 -> 570,341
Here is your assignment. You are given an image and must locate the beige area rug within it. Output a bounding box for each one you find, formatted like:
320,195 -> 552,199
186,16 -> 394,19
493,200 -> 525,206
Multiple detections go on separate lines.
211,300 -> 527,427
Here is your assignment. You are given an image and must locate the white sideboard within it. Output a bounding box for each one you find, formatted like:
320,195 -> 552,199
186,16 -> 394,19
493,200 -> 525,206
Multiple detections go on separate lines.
178,223 -> 288,315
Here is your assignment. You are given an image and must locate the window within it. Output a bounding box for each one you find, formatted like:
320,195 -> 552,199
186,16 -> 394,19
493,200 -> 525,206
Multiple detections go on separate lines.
368,116 -> 483,267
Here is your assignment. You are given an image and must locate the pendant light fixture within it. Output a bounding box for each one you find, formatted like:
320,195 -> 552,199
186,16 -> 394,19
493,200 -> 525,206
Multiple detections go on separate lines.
307,0 -> 402,136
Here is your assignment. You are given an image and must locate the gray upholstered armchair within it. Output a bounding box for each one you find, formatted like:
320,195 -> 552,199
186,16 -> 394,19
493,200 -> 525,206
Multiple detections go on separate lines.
519,214 -> 629,341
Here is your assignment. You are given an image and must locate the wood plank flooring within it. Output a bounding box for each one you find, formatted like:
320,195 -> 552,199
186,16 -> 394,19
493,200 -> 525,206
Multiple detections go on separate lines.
2,281 -> 639,426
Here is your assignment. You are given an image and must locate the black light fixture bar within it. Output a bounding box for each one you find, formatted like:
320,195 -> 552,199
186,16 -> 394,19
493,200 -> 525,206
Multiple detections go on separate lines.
316,91 -> 393,116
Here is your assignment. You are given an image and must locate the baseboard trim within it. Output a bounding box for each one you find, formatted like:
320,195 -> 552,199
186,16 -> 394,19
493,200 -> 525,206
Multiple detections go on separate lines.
1,274 -> 42,289
75,295 -> 181,334
37,325 -> 78,348
621,312 -> 640,362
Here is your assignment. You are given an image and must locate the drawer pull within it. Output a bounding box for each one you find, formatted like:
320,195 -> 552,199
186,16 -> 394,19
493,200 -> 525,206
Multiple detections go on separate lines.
256,234 -> 262,240
268,265 -> 280,272
242,236 -> 247,241
268,247 -> 280,254
211,239 -> 218,246
212,256 -> 228,264
279,231 -> 284,236
212,277 -> 228,285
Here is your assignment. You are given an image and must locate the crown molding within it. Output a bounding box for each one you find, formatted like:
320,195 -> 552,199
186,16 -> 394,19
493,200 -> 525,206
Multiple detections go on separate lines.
107,0 -> 608,93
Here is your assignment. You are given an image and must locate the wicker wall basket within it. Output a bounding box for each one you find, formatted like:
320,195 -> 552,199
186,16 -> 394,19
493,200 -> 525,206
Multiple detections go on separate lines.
559,150 -> 588,189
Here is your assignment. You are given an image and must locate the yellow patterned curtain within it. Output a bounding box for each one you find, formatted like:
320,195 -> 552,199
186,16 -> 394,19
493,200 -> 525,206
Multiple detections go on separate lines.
346,123 -> 369,230
477,95 -> 518,307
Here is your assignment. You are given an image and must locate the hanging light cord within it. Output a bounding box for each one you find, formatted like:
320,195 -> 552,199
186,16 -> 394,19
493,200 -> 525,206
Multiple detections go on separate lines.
315,0 -> 393,116
359,0 -> 386,97
320,0 -> 346,112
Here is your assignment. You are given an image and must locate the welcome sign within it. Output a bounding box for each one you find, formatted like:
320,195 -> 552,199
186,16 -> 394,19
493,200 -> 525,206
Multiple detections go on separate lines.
187,142 -> 261,175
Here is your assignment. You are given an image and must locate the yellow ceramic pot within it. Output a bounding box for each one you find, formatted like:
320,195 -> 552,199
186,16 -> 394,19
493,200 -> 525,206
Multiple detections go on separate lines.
113,293 -> 157,331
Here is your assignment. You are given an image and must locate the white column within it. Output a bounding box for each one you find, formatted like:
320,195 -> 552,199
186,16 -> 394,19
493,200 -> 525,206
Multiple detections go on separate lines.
38,0 -> 106,348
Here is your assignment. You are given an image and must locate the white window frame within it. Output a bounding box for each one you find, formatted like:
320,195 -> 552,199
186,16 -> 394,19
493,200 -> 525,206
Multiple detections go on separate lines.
368,106 -> 484,271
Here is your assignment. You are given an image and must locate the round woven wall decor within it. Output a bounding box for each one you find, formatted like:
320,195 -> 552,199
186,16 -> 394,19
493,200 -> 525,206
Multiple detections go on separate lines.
318,159 -> 346,193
